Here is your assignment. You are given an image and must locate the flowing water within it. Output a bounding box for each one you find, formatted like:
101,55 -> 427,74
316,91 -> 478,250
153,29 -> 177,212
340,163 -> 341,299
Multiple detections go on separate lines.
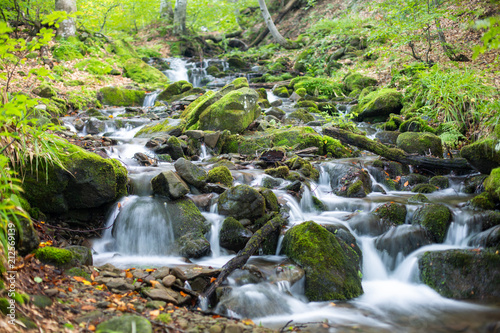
84,60 -> 500,332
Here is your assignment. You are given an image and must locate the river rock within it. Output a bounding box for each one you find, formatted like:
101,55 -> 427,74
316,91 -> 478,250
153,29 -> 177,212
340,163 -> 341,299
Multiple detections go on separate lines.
174,233 -> 211,258
282,221 -> 363,301
151,170 -> 190,199
22,145 -> 127,214
98,86 -> 145,107
467,211 -> 500,231
96,315 -> 152,333
484,167 -> 500,203
419,249 -> 500,300
174,158 -> 207,188
372,202 -> 407,226
411,204 -> 452,243
460,138 -> 500,174
355,88 -> 403,122
198,87 -> 260,134
329,165 -> 372,198
468,225 -> 500,249
218,184 -> 266,221
322,223 -> 362,259
204,131 -> 220,148
219,217 -> 253,252
74,118 -> 85,131
376,131 -> 400,145
85,118 -> 105,134
396,132 -> 443,157
343,73 -> 377,94
349,212 -> 393,236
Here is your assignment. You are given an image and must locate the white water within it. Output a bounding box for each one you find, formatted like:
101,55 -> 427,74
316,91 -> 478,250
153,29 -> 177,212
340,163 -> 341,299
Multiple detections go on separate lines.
143,90 -> 160,107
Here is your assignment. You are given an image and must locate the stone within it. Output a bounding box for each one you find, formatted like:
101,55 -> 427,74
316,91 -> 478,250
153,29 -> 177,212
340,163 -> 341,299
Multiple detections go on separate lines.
151,171 -> 190,199
142,286 -> 178,304
219,217 -> 253,252
468,225 -> 500,249
204,131 -> 221,148
218,184 -> 266,220
86,118 -> 105,134
65,245 -> 93,266
355,88 -> 403,122
98,86 -> 145,107
15,217 -> 40,256
372,202 -> 407,226
185,130 -> 205,139
96,315 -> 152,333
460,138 -> 500,174
343,73 -> 377,93
162,275 -> 176,287
411,204 -> 452,243
174,158 -> 208,188
396,132 -> 443,157
174,233 -> 211,258
282,221 -> 363,301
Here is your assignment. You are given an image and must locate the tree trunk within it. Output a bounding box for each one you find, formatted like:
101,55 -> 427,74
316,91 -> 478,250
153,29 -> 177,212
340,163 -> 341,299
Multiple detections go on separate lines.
257,0 -> 290,48
323,127 -> 473,171
173,0 -> 187,35
160,0 -> 174,22
55,0 -> 77,38
200,215 -> 285,306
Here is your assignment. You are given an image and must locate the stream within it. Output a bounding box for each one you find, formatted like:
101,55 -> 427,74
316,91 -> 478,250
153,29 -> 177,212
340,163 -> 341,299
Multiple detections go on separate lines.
67,58 -> 500,332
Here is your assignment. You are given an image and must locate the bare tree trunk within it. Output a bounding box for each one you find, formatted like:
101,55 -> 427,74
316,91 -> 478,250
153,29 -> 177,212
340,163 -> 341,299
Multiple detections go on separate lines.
55,0 -> 77,38
160,0 -> 174,22
173,0 -> 187,35
257,0 -> 290,48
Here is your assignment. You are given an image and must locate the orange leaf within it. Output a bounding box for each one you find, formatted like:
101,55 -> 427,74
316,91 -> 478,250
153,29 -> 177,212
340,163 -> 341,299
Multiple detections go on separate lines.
180,291 -> 187,297
212,315 -> 221,319
88,324 -> 96,331
150,309 -> 160,319
68,287 -> 73,292
126,271 -> 133,279
145,268 -> 155,272
81,305 -> 96,311
404,181 -> 409,187
241,319 -> 255,326
86,298 -> 96,303
210,277 -> 216,283
150,280 -> 160,288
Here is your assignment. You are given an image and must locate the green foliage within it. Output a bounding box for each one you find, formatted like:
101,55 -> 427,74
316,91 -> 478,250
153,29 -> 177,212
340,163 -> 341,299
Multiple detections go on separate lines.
75,58 -> 113,75
292,77 -> 344,98
473,16 -> 500,58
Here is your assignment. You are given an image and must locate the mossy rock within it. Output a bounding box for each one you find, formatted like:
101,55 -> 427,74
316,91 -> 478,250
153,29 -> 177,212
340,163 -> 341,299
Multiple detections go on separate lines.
174,232 -> 211,258
287,109 -> 315,123
98,86 -> 145,107
429,176 -> 450,189
373,202 -> 407,226
96,315 -> 152,333
292,77 -> 343,99
396,132 -> 443,157
383,114 -> 403,131
134,118 -> 185,138
31,295 -> 53,308
411,204 -> 452,243
174,158 -> 207,188
15,217 -> 40,256
259,188 -> 279,212
52,38 -> 84,61
419,249 -> 500,300
460,139 -> 500,175
35,247 -> 74,268
66,267 -> 91,279
282,221 -> 363,301
285,155 -> 320,181
219,217 -> 252,252
343,73 -> 377,93
484,167 -> 500,203
227,55 -> 247,69
468,192 -> 496,210
110,39 -> 139,58
408,193 -> 430,204
207,166 -> 233,187
295,88 -> 307,97
123,58 -> 168,84
273,86 -> 290,98
264,166 -> 289,179
158,80 -> 192,101
34,84 -> 57,98
399,117 -> 436,133
356,88 -> 403,122
22,144 -> 127,214
218,184 -> 266,221
411,184 -> 438,193
296,100 -> 318,109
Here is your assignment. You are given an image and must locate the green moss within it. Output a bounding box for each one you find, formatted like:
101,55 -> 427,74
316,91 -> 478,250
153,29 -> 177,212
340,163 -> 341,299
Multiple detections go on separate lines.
343,73 -> 377,93
35,247 -> 73,267
296,100 -> 318,109
75,58 -> 113,75
468,192 -> 495,210
66,267 -> 91,279
181,90 -> 217,129
52,38 -> 84,61
399,116 -> 436,133
408,193 -> 430,204
156,313 -> 172,324
285,155 -> 320,181
384,114 -> 403,131
259,188 -> 279,212
207,166 -> 233,187
264,166 -> 289,179
484,168 -> 500,204
373,202 -> 407,225
231,77 -> 250,89
461,139 -> 500,175
347,180 -> 363,197
158,80 -> 192,100
411,184 -> 438,193
397,132 -> 443,157
0,298 -> 11,315
323,136 -> 353,158
356,88 -> 403,122
135,118 -> 184,137
110,39 -> 139,58
429,176 -> 450,189
295,88 -> 307,97
123,58 -> 169,84
99,87 -> 145,107
273,86 -> 290,98
412,204 -> 452,243
292,77 -> 343,98
288,109 -> 315,123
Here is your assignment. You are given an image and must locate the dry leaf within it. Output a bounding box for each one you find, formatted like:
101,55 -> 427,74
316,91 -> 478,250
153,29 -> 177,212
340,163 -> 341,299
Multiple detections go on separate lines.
404,181 -> 409,187
210,277 -> 216,283
125,271 -> 133,279
88,324 -> 96,331
241,319 -> 255,326
81,305 -> 96,311
150,310 -> 160,319
179,291 -> 187,297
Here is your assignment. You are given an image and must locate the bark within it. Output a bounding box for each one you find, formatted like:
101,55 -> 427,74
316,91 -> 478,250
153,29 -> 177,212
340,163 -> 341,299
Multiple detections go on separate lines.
174,0 -> 188,35
250,0 -> 300,48
200,215 -> 285,306
257,0 -> 290,48
55,0 -> 77,38
160,0 -> 174,21
323,127 -> 473,171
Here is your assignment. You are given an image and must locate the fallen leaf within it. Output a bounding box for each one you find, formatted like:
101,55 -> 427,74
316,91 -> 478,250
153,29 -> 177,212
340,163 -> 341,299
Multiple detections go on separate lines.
241,319 -> 255,326
150,280 -> 160,288
125,271 -> 133,279
404,181 -> 409,187
180,291 -> 187,297
81,305 -> 96,311
150,310 -> 160,319
210,277 -> 216,283
88,324 -> 96,331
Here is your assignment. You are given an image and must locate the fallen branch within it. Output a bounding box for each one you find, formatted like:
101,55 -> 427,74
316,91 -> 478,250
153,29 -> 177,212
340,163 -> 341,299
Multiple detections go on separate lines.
323,127 -> 473,171
200,215 -> 285,306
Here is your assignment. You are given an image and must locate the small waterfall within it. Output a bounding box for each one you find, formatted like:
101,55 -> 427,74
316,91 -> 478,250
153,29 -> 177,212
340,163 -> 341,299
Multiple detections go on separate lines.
143,90 -> 160,107
275,234 -> 284,255
163,58 -> 189,82
359,237 -> 389,280
200,143 -> 211,161
202,207 -> 224,257
299,186 -> 316,213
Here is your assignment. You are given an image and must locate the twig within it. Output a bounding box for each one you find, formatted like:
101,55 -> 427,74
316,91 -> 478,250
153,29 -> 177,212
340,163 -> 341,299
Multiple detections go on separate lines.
32,219 -> 115,233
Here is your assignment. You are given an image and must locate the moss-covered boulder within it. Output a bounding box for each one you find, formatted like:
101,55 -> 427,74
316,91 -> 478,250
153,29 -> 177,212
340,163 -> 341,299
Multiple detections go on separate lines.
265,166 -> 289,179
411,184 -> 438,193
429,176 -> 450,189
467,192 -> 495,210
287,109 -> 315,124
411,204 -> 452,243
399,117 -> 436,133
331,166 -> 372,198
219,217 -> 253,252
468,225 -> 500,249
484,167 -> 500,203
343,73 -> 377,93
122,58 -> 168,84
15,217 -> 40,256
355,88 -> 403,122
372,202 -> 407,226
396,132 -> 443,157
151,171 -> 190,199
174,158 -> 207,188
282,221 -> 363,301
22,145 -> 127,214
157,80 -> 192,101
207,166 -> 233,187
218,185 -> 266,221
35,247 -> 73,268
461,138 -> 500,174
285,155 -> 320,181
96,315 -> 152,333
419,249 -> 500,300
98,86 -> 145,107
198,87 -> 260,134
135,118 -> 185,138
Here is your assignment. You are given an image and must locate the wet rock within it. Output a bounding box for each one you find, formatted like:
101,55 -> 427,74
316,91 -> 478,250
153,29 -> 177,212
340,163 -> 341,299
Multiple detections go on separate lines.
396,132 -> 443,157
15,217 -> 40,256
167,198 -> 210,238
429,176 -> 450,189
151,170 -> 190,199
322,223 -> 362,259
462,174 -> 487,194
162,275 -> 176,288
65,245 -> 93,266
411,204 -> 452,243
411,183 -> 438,193
468,225 -> 500,249
467,211 -> 500,231
265,166 -> 289,179
207,165 -> 233,187
282,221 -> 363,301
174,232 -> 211,258
330,165 -> 372,198
74,118 -> 85,131
219,217 -> 253,252
343,73 -> 377,94
218,184 -> 266,220
355,88 -> 403,122
96,315 -> 152,333
419,249 -> 500,300
204,131 -> 220,148
285,155 -> 319,181
349,212 -> 393,236
86,118 -> 105,134
270,99 -> 283,107
460,138 -> 500,174
174,158 -> 208,188
372,202 -> 407,226
142,286 -> 178,304
265,107 -> 286,120
375,225 -> 432,264
408,193 -> 430,204
185,130 -> 204,139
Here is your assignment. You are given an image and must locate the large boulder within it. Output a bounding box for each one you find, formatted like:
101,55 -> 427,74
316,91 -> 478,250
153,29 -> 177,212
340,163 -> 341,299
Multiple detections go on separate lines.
343,73 -> 377,94
198,87 -> 260,133
151,171 -> 189,199
219,217 -> 253,252
355,88 -> 403,122
328,164 -> 372,198
282,221 -> 363,301
174,158 -> 207,188
218,184 -> 266,221
468,225 -> 500,249
372,202 -> 407,226
22,145 -> 127,214
98,86 -> 145,107
122,57 -> 168,84
461,139 -> 500,175
484,167 -> 500,203
396,132 -> 443,157
411,204 -> 452,243
419,249 -> 500,300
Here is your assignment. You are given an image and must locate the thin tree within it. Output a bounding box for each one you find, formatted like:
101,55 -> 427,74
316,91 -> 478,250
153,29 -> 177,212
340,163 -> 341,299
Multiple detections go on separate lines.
160,0 -> 174,22
257,0 -> 291,48
55,0 -> 77,38
173,0 -> 187,35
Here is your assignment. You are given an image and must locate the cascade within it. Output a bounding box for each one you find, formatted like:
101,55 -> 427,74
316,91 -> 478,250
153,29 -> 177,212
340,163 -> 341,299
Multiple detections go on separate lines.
143,90 -> 160,107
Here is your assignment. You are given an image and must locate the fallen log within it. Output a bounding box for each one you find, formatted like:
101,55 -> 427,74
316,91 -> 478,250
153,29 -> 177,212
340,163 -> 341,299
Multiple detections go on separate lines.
200,215 -> 285,306
323,127 -> 473,171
